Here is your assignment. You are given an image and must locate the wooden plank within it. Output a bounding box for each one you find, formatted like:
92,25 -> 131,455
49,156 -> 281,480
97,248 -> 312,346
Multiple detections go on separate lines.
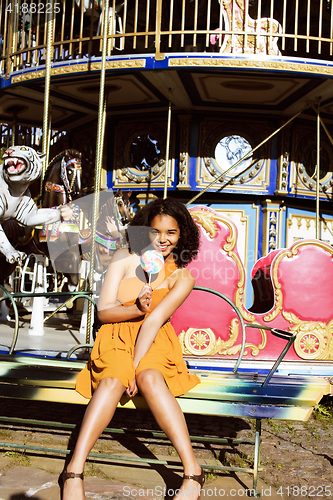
0,359 -> 330,408
0,383 -> 314,421
0,374 -> 327,407
0,356 -> 329,426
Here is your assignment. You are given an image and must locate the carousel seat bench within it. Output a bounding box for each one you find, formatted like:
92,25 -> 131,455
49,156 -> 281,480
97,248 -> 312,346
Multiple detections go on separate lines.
0,354 -> 331,497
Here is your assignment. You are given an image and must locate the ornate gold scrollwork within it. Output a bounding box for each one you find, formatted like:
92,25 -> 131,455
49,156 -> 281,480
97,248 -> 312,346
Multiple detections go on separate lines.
190,209 -> 229,241
264,240 -> 333,323
283,311 -> 333,360
12,60 -> 146,84
179,321 -> 267,357
168,59 -> 333,77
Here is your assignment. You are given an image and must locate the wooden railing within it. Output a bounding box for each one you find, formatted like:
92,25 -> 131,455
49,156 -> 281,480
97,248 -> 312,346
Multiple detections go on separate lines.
1,0 -> 333,76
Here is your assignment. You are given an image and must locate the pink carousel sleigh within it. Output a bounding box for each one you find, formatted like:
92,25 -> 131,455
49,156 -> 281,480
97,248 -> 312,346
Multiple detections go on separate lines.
171,206 -> 333,372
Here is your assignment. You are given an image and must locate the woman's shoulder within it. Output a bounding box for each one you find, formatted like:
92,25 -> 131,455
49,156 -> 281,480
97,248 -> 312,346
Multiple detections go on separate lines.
173,266 -> 195,286
111,247 -> 133,262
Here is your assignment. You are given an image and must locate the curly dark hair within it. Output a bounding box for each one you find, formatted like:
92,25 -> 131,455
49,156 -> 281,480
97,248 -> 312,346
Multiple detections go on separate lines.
128,198 -> 200,267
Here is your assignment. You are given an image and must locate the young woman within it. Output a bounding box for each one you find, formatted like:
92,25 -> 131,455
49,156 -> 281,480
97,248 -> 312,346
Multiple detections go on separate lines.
60,197 -> 204,500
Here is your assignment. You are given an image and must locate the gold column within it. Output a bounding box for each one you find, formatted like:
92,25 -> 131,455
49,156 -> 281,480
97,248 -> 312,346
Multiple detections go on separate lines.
177,115 -> 191,190
155,0 -> 164,60
41,0 -> 54,187
86,0 -> 110,344
316,106 -> 320,239
163,101 -> 172,199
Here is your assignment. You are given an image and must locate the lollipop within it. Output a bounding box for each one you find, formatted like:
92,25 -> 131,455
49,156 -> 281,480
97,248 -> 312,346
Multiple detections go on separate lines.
140,250 -> 164,284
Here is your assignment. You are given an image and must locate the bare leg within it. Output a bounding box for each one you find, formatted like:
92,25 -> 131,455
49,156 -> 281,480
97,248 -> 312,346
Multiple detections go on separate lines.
62,377 -> 125,500
136,369 -> 203,500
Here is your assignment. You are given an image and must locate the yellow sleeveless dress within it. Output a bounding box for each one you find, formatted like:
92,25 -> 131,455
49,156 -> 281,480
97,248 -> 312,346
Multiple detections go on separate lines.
75,260 -> 200,399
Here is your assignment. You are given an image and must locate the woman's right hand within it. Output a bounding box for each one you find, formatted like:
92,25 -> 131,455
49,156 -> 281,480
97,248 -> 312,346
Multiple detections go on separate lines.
135,284 -> 152,314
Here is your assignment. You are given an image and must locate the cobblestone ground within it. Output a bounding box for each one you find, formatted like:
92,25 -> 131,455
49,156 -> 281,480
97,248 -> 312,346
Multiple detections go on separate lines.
0,397 -> 332,499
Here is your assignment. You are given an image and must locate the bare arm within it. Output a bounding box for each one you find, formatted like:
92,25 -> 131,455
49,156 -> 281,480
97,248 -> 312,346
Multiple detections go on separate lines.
133,269 -> 195,370
97,249 -> 151,324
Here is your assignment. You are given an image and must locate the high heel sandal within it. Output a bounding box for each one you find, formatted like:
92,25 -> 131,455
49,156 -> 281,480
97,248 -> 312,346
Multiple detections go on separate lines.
183,467 -> 205,489
58,469 -> 84,499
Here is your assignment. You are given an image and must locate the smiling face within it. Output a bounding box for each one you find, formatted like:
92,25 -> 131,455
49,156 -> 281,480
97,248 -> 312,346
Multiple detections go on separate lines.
149,214 -> 180,259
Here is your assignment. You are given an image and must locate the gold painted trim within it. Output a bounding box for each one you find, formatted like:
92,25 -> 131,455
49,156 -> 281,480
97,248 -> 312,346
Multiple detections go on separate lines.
178,323 -> 267,357
261,201 -> 285,256
252,203 -> 260,264
215,208 -> 249,278
275,125 -> 291,195
286,214 -> 333,245
113,163 -> 175,189
113,119 -> 175,188
197,158 -> 271,192
177,116 -> 191,190
190,208 -> 237,249
168,58 -> 333,76
264,240 -> 333,322
11,59 -> 146,84
196,119 -> 271,192
283,311 -> 333,361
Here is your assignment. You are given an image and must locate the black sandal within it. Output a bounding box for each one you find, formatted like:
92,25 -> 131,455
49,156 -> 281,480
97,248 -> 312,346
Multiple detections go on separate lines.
183,467 -> 205,487
59,469 -> 84,498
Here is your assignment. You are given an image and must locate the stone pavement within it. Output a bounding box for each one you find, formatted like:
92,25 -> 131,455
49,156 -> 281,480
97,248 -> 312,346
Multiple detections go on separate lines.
0,399 -> 332,500
0,462 -> 282,500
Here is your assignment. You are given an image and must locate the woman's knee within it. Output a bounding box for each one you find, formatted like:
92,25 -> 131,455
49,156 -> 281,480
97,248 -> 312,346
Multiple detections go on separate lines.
136,369 -> 163,393
98,377 -> 124,393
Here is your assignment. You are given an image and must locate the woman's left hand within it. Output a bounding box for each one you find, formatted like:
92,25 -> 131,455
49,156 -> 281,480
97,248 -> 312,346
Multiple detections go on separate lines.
126,377 -> 138,398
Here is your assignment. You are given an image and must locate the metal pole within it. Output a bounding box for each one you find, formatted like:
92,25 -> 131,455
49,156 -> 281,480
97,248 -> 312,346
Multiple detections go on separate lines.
163,101 -> 172,199
319,116 -> 333,147
41,0 -> 54,189
185,107 -> 307,207
11,115 -> 16,146
86,0 -> 110,344
316,106 -> 320,239
155,0 -> 163,59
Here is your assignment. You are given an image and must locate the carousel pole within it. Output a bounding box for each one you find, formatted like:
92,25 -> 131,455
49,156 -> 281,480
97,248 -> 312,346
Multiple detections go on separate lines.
11,114 -> 16,146
185,107 -> 307,207
41,0 -> 54,186
319,116 -> 333,147
29,0 -> 54,336
163,99 -> 172,199
86,0 -> 110,344
316,104 -> 320,240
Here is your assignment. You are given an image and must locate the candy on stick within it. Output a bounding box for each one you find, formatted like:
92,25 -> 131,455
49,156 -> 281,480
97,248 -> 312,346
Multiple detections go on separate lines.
140,250 -> 164,284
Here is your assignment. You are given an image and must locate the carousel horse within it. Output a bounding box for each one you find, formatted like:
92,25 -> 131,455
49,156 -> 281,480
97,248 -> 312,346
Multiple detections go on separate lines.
36,149 -> 83,289
210,0 -> 282,56
40,154 -> 131,292
95,189 -> 131,272
79,189 -> 132,281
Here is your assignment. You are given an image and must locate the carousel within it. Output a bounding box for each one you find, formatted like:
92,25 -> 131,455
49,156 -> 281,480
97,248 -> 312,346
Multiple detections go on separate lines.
1,0 -> 333,378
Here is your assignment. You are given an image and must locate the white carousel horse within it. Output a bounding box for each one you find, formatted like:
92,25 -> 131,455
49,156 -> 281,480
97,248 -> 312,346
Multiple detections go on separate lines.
211,0 -> 282,56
